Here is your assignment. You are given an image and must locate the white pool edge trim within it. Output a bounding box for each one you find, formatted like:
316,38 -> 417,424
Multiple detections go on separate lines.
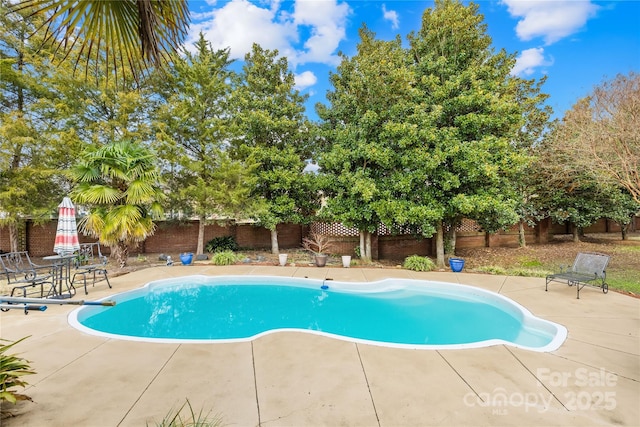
68,275 -> 568,352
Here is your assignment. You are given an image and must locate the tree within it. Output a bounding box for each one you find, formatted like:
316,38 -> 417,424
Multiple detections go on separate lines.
406,0 -> 527,266
10,0 -> 190,83
550,73 -> 639,203
232,43 -> 317,254
509,76 -> 553,247
0,0 -> 69,251
317,27 -> 436,262
535,120 -> 639,242
51,68 -> 155,146
603,187 -> 640,240
70,139 -> 164,267
152,34 -> 257,255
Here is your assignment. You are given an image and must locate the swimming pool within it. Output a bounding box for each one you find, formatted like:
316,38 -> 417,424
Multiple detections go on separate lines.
68,275 -> 567,351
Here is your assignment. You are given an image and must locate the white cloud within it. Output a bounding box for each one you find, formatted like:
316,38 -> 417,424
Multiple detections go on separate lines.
382,4 -> 399,30
294,70 -> 318,90
501,0 -> 599,45
292,0 -> 351,66
511,47 -> 553,76
185,0 -> 297,61
185,0 -> 351,68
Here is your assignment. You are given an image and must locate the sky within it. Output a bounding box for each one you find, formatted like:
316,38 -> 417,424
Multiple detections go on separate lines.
186,0 -> 640,121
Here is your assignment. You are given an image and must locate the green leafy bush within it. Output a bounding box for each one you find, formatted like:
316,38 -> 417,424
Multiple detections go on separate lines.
403,255 -> 436,272
205,236 -> 238,253
211,250 -> 239,266
1,336 -> 35,413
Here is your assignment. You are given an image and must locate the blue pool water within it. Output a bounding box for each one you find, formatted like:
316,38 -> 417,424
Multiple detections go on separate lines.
69,276 -> 567,351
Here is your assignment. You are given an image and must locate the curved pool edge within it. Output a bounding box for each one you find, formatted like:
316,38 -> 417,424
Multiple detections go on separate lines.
67,275 -> 568,352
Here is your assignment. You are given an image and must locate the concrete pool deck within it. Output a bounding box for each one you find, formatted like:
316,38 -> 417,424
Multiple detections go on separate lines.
1,265 -> 638,426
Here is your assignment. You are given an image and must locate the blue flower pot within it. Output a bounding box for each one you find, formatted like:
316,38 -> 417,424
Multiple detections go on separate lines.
179,252 -> 193,265
449,257 -> 465,273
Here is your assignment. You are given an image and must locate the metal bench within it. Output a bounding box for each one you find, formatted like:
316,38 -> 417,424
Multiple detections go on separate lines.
545,252 -> 610,299
0,251 -> 55,298
72,242 -> 111,295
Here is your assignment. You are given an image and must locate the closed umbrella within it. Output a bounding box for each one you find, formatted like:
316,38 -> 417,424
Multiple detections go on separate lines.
53,197 -> 80,256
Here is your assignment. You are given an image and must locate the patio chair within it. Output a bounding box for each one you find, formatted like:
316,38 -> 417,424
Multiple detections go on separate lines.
545,252 -> 610,299
71,242 -> 111,295
0,251 -> 55,298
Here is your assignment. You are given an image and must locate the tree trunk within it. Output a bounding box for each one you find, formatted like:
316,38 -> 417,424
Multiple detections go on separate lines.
365,231 -> 372,261
571,224 -> 580,242
113,242 -> 129,268
359,230 -> 372,262
518,219 -> 527,248
621,223 -> 628,240
445,226 -> 456,257
436,221 -> 445,268
197,217 -> 205,255
9,223 -> 19,253
270,228 -> 279,254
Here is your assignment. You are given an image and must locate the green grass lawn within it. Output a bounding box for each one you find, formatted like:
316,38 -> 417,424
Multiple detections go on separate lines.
473,244 -> 640,295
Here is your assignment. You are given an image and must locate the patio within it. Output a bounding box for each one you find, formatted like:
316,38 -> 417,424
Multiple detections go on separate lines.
1,265 -> 638,426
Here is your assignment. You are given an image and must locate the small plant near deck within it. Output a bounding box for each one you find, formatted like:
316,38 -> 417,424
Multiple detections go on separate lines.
302,232 -> 334,255
403,255 -> 436,272
1,336 -> 35,415
149,399 -> 223,427
210,250 -> 239,266
476,265 -> 508,275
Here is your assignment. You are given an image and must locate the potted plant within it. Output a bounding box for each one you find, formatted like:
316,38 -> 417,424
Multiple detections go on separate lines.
179,252 -> 193,265
449,257 -> 465,272
302,232 -> 334,267
341,255 -> 351,268
278,253 -> 288,266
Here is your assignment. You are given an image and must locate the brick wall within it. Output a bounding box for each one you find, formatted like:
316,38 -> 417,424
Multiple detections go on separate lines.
1,216 -> 637,259
378,235 -> 431,260
143,221 -> 234,254
552,218 -> 636,235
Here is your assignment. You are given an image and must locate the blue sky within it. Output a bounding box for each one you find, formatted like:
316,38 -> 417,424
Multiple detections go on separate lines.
187,0 -> 640,121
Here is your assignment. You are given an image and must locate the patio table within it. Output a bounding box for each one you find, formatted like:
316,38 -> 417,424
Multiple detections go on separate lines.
43,254 -> 77,299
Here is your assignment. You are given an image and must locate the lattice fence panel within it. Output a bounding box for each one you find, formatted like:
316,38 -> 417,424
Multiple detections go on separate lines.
310,222 -> 359,237
377,223 -> 422,236
456,218 -> 481,233
311,219 -> 481,237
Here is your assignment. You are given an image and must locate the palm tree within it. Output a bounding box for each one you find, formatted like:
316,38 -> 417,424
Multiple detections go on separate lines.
71,139 -> 165,268
10,0 -> 190,82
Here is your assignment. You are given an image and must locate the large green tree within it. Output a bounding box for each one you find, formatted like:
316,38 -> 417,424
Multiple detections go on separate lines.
152,34 -> 257,255
317,27 -> 435,262
406,0 -> 528,266
509,76 -> 553,247
319,1 -> 532,266
231,43 -> 317,254
0,0 -> 70,251
50,66 -> 154,148
71,139 -> 164,267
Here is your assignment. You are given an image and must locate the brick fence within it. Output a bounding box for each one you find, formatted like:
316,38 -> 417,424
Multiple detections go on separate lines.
0,217 -> 637,261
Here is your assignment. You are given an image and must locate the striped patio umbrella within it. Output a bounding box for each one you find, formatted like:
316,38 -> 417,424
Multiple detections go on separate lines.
53,197 -> 81,256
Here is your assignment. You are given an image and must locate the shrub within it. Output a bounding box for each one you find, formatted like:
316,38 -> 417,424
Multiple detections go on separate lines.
211,250 -> 239,266
1,336 -> 35,414
477,265 -> 508,275
149,399 -> 223,427
403,255 -> 436,272
205,236 -> 238,253
302,232 -> 334,255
